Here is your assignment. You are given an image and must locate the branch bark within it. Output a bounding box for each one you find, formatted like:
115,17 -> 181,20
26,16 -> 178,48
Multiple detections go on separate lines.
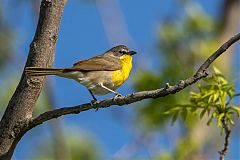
0,0 -> 65,159
28,33 -> 240,131
219,117 -> 231,160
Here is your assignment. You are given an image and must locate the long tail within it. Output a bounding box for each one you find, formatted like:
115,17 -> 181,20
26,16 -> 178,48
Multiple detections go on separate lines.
25,67 -> 74,76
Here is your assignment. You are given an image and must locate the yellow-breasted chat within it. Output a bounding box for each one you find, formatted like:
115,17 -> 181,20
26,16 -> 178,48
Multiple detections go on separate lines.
25,45 -> 137,101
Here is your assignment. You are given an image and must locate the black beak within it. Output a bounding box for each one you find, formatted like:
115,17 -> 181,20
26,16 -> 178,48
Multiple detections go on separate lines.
128,51 -> 137,55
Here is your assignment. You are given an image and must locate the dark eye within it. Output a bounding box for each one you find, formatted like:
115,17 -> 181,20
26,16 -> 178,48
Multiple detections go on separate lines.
119,50 -> 127,55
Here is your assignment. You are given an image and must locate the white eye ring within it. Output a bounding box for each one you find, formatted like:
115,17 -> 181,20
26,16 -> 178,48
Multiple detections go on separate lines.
119,50 -> 127,54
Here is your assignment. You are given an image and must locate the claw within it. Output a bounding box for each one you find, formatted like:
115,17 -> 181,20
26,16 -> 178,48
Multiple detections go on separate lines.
90,99 -> 99,111
115,93 -> 123,97
113,94 -> 123,102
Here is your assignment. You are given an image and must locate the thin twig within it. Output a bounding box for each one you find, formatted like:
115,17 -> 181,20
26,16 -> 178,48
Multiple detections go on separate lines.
24,32 -> 240,130
218,117 -> 231,160
233,93 -> 240,97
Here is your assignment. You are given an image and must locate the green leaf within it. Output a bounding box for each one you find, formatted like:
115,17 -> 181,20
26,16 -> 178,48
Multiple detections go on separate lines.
181,108 -> 188,121
225,113 -> 234,125
220,91 -> 227,108
212,66 -> 222,74
190,92 -> 199,97
228,106 -> 240,117
171,111 -> 179,124
162,107 -> 180,115
208,95 -> 213,103
190,107 -> 198,113
227,89 -> 235,100
207,114 -> 214,126
212,92 -> 219,102
217,113 -> 225,128
200,109 -> 207,119
212,111 -> 218,118
201,90 -> 214,99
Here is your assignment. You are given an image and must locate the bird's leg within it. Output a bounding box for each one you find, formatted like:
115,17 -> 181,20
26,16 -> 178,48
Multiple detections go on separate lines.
88,90 -> 99,111
88,89 -> 97,101
98,83 -> 122,96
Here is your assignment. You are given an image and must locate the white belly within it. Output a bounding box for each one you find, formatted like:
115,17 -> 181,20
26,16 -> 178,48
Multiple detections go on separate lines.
61,71 -> 118,95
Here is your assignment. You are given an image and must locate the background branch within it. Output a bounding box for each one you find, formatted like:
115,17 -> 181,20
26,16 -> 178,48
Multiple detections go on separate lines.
27,32 -> 240,131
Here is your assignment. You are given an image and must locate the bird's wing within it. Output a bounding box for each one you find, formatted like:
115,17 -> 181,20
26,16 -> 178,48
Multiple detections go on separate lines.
72,55 -> 121,71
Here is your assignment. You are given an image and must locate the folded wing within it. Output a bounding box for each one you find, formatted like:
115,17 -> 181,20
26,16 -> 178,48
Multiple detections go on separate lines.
73,55 -> 121,71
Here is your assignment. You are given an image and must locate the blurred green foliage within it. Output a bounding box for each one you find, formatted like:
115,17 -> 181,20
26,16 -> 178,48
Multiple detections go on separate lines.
134,3 -> 218,129
32,131 -> 102,160
133,2 -> 238,159
0,7 -> 13,69
0,78 -> 18,115
0,4 -> 15,115
155,137 -> 200,160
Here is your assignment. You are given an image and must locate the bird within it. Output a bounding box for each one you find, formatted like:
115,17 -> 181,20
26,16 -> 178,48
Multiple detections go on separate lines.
25,45 -> 137,101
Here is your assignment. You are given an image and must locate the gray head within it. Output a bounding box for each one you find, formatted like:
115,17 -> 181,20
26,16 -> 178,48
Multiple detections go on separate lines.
105,45 -> 137,57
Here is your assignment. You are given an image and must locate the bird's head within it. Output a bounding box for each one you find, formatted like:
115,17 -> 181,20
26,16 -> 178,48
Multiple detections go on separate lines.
106,45 -> 137,59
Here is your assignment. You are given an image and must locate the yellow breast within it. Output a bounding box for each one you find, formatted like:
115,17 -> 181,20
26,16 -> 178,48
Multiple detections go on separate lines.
111,55 -> 132,87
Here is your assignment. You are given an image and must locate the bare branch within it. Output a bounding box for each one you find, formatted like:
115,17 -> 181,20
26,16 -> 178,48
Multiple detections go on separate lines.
234,93 -> 240,97
197,32 -> 240,72
28,32 -> 240,130
219,117 -> 231,160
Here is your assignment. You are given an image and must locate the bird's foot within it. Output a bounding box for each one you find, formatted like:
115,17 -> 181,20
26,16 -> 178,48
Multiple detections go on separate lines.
90,99 -> 99,111
116,93 -> 122,97
114,93 -> 123,99
113,93 -> 125,106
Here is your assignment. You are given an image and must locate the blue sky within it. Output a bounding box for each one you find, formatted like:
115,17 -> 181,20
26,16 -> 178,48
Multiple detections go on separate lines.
2,0 -> 240,159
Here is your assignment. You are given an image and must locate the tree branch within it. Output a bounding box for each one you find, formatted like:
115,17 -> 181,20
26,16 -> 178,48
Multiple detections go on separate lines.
219,117 -> 231,160
27,32 -> 240,130
0,0 -> 65,159
233,92 -> 240,97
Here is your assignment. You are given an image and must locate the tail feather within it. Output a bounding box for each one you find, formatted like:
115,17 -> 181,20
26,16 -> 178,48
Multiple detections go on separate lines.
25,67 -> 66,76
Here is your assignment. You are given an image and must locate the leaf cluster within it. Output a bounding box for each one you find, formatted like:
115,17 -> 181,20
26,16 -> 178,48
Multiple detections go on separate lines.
164,68 -> 240,129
